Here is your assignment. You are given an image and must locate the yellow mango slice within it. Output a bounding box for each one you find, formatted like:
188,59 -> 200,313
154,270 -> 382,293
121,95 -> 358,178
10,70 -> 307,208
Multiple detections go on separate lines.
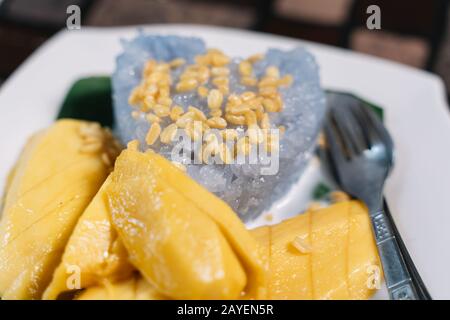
347,202 -> 382,299
106,146 -> 249,299
43,176 -> 134,300
311,203 -> 350,299
270,211 -> 314,299
250,201 -> 380,300
249,226 -> 270,272
0,120 -> 119,299
76,275 -> 164,300
144,150 -> 267,299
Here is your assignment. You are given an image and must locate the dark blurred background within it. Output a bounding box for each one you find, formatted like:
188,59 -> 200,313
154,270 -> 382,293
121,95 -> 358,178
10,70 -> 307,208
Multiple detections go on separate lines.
0,0 -> 449,98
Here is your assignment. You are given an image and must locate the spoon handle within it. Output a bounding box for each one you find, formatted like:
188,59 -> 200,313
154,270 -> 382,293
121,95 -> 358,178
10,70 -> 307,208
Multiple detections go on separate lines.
370,208 -> 419,300
383,199 -> 432,300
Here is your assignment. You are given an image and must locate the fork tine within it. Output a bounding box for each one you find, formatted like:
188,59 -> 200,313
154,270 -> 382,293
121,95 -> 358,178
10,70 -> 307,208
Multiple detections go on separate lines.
332,105 -> 367,153
329,109 -> 354,158
361,105 -> 394,150
350,103 -> 382,147
324,112 -> 347,167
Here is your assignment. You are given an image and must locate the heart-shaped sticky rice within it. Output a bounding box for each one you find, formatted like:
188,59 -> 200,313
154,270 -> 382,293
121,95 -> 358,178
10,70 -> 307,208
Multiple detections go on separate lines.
112,33 -> 326,221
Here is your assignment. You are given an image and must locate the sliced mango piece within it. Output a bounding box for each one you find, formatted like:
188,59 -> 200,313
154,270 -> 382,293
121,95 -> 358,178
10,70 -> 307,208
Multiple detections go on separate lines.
0,131 -> 45,214
311,203 -> 350,299
43,176 -> 134,300
147,151 -> 267,299
270,211 -> 314,299
76,275 -> 164,300
0,120 -> 119,299
106,146 -> 252,299
347,202 -> 382,299
250,201 -> 380,300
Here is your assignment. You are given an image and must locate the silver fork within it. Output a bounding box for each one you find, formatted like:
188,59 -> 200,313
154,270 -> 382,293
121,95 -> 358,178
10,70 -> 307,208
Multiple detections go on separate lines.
324,101 -> 424,300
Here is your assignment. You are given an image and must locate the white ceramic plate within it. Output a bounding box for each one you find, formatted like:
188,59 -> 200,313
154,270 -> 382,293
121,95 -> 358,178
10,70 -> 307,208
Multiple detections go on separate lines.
1,24 -> 449,299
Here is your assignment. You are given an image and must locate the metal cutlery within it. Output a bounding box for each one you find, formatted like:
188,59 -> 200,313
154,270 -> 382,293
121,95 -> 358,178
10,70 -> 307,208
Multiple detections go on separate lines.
323,95 -> 430,300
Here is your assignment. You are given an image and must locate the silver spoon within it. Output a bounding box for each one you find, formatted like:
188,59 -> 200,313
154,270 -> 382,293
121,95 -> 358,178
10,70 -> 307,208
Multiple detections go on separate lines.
324,95 -> 430,300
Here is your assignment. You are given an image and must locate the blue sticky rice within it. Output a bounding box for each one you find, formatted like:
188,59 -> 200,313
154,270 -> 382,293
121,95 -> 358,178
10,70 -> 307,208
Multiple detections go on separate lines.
112,33 -> 326,221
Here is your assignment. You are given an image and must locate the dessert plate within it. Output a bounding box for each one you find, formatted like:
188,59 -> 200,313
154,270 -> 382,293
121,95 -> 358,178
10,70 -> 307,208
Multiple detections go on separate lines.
0,24 -> 449,299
